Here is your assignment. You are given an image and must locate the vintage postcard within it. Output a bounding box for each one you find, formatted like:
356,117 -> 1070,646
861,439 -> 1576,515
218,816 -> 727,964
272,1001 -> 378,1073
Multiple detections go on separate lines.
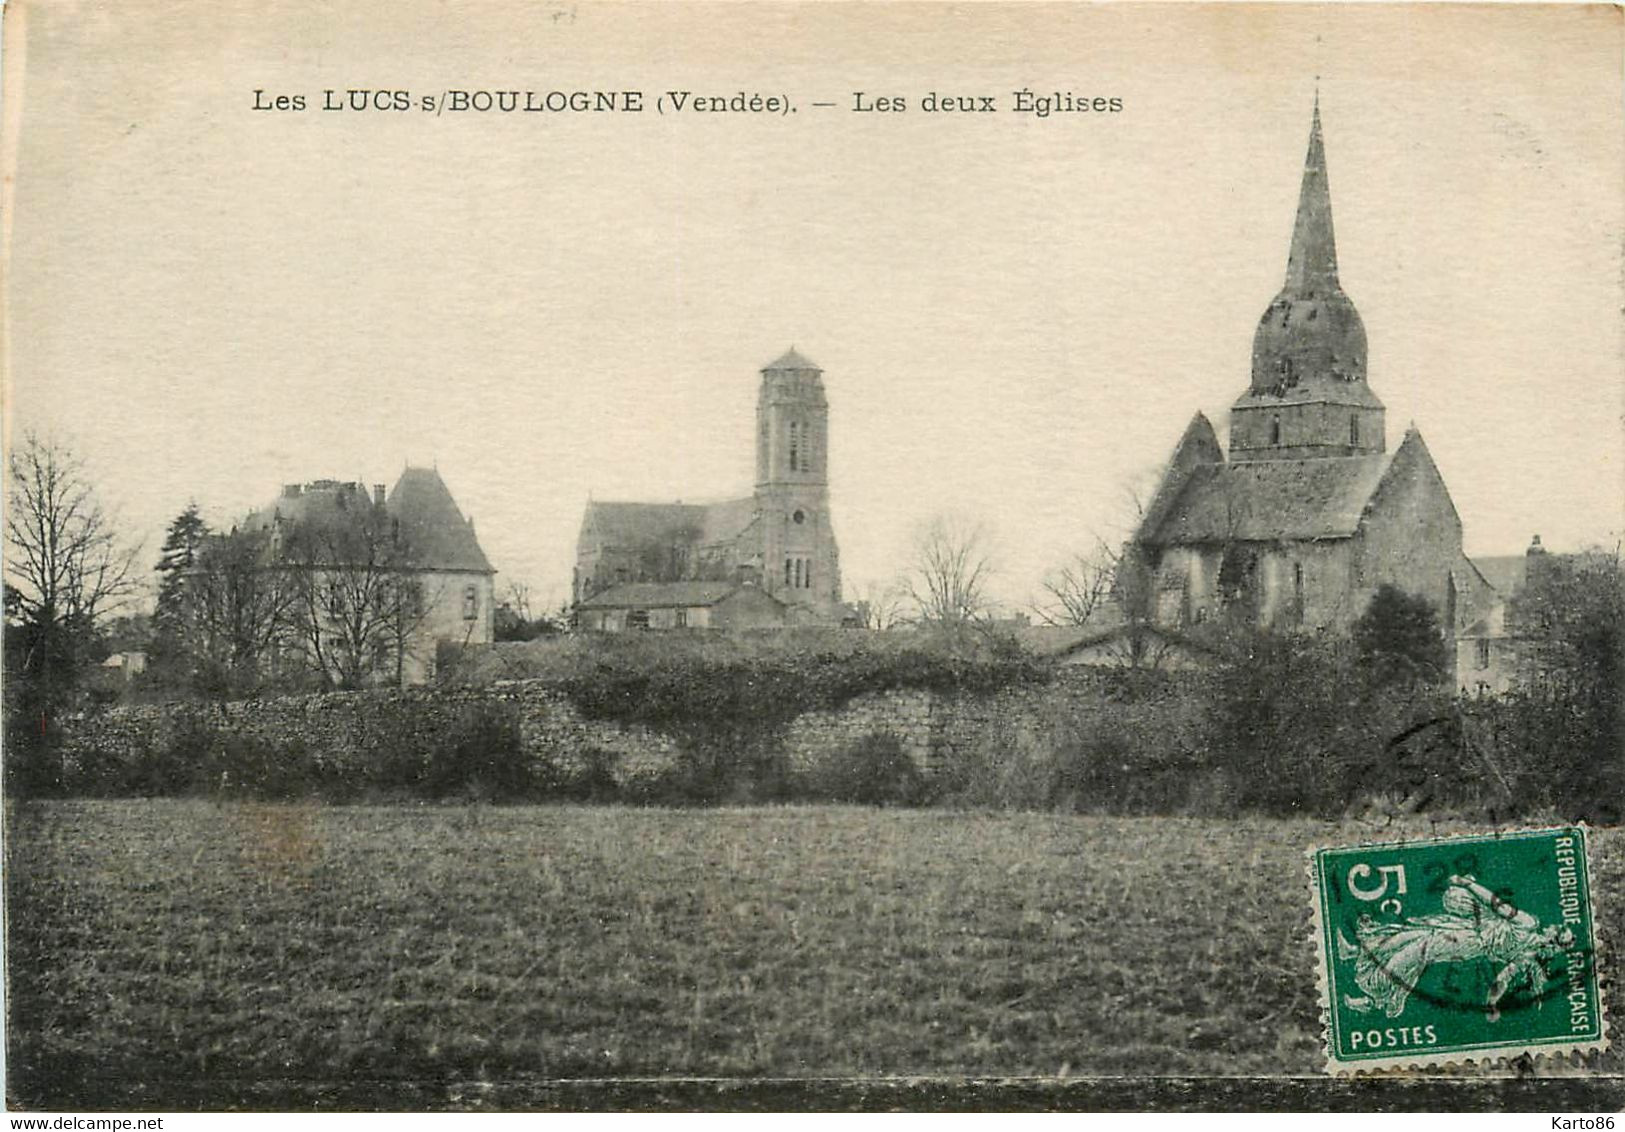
3,0 -> 1621,1115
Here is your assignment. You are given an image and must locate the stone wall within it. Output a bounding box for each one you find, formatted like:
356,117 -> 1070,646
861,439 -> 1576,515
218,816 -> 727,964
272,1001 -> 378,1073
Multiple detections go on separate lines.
57,668 -> 1197,793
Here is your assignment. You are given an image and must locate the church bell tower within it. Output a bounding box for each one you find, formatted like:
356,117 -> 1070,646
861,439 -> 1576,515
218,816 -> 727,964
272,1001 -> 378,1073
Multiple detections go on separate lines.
755,348 -> 841,615
1230,98 -> 1386,461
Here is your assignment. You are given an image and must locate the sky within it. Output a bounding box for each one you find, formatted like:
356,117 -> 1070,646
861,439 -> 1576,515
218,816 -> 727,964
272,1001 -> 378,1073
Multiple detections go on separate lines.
5,1 -> 1622,614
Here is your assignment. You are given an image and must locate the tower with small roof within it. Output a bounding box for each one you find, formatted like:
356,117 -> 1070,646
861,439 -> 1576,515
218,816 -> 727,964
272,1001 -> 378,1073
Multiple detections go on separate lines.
755,348 -> 841,615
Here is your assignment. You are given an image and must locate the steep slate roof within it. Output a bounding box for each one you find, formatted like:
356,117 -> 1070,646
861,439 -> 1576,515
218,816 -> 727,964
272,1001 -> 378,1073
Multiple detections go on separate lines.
699,497 -> 758,547
1472,555 -> 1530,598
579,581 -> 755,609
581,501 -> 708,548
243,470 -> 493,573
582,497 -> 757,551
243,483 -> 360,534
1144,452 -> 1391,544
387,467 -> 494,573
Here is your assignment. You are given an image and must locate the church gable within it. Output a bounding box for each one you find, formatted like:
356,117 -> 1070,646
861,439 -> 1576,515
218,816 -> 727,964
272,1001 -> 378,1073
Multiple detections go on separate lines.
1137,413 -> 1224,546
1359,428 -> 1463,541
1350,428 -> 1467,621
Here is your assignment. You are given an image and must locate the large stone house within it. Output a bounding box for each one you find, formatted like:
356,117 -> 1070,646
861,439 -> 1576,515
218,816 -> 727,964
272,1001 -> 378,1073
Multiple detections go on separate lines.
1132,100 -> 1494,663
237,467 -> 495,685
574,349 -> 845,628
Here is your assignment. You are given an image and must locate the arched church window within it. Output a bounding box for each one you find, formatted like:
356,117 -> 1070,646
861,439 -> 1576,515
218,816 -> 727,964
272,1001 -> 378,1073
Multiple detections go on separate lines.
804,560 -> 813,590
785,558 -> 793,587
788,422 -> 799,472
1350,414 -> 1359,446
1270,416 -> 1282,446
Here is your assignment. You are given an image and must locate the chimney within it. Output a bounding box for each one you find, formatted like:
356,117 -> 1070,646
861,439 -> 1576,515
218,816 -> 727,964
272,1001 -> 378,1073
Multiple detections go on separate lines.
1528,534 -> 1545,557
374,484 -> 386,506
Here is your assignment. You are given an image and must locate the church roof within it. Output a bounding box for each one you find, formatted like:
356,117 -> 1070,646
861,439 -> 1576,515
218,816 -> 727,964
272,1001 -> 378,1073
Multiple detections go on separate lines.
1472,555 -> 1530,598
582,501 -> 708,547
698,496 -> 759,546
1142,452 -> 1392,544
763,347 -> 820,372
578,581 -> 765,609
582,497 -> 757,549
387,467 -> 494,573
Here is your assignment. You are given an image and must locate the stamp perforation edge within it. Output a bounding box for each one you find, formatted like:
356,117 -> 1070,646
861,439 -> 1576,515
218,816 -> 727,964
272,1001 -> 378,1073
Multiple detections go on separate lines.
1305,823 -> 1611,1077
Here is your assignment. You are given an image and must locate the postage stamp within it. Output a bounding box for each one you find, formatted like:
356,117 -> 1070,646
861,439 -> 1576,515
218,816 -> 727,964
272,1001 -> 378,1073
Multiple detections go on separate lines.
1310,826 -> 1607,1074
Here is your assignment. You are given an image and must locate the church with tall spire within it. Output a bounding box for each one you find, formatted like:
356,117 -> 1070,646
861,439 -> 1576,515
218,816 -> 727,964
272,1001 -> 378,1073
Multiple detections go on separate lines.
1131,99 -> 1492,651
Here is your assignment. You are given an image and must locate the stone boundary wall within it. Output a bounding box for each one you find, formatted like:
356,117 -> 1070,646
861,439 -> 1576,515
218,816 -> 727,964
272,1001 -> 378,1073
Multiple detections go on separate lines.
58,668 -> 1201,788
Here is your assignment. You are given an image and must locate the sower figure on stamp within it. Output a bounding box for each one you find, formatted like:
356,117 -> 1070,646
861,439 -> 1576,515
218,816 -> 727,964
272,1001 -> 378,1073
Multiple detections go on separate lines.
1336,875 -> 1574,1022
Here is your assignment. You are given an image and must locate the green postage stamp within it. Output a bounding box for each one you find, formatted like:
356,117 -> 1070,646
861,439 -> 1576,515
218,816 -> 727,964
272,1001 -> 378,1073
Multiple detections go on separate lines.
1310,826 -> 1607,1073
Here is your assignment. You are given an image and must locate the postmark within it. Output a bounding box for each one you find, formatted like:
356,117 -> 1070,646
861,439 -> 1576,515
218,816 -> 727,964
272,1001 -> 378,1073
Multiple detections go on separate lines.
1310,826 -> 1608,1074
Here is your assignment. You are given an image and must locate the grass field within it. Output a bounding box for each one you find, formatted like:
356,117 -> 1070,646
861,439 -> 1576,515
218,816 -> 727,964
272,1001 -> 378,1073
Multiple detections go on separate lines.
6,801 -> 1623,1110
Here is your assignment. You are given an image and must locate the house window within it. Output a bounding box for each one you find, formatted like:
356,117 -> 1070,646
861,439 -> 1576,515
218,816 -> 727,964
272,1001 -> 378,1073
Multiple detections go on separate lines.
462,584 -> 478,620
627,609 -> 650,630
1476,639 -> 1491,670
675,609 -> 689,628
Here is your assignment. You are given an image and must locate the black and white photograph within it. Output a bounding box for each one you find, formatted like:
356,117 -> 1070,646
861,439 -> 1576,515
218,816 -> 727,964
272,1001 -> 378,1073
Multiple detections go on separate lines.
2,0 -> 1621,1115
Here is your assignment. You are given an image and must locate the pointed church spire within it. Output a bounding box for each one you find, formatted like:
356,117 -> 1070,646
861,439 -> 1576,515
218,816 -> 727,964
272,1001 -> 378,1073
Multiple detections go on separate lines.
1237,96 -> 1380,456
1283,99 -> 1339,295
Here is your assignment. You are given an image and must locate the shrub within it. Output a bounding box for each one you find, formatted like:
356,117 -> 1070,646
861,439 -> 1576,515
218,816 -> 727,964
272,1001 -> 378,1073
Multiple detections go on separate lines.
423,704 -> 527,801
804,731 -> 924,806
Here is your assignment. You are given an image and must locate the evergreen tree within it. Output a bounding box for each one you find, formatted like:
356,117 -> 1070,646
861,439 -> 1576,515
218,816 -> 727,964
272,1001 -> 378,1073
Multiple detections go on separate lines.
152,503 -> 209,660
1353,584 -> 1447,688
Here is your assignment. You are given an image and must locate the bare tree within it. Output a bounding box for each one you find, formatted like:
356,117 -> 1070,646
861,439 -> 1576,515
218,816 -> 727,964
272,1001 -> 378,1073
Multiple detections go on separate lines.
1034,537 -> 1120,626
850,578 -> 908,631
4,431 -> 141,689
503,580 -> 534,623
901,514 -> 998,629
280,507 -> 434,690
185,527 -> 300,696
